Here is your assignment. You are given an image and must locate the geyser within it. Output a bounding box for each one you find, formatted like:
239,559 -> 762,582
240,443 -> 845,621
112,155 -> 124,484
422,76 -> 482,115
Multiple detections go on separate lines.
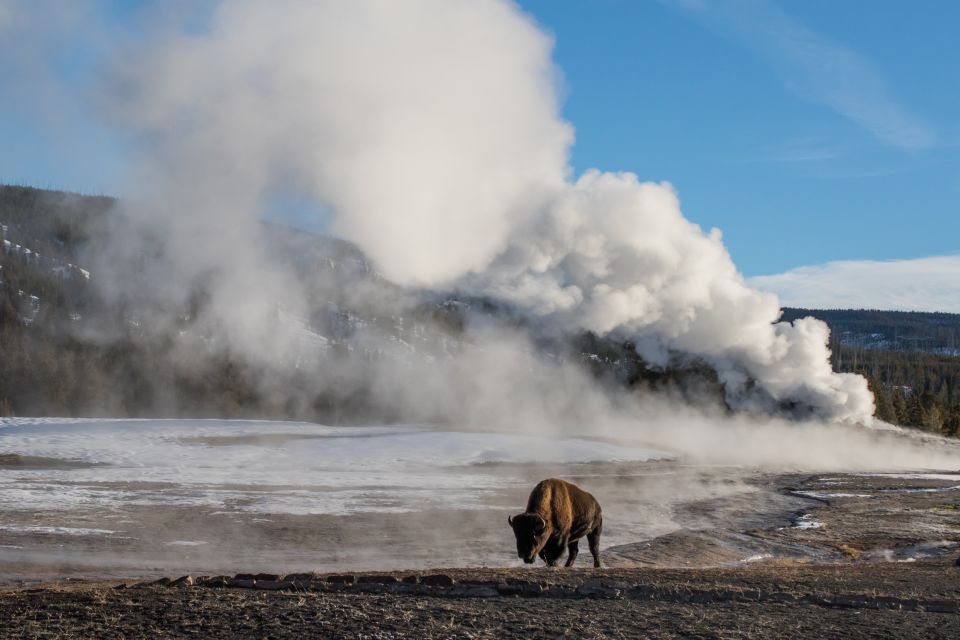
100,0 -> 873,424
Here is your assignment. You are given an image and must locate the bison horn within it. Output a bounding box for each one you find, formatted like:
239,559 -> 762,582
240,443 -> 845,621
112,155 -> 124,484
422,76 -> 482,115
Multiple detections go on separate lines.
508,515 -> 514,526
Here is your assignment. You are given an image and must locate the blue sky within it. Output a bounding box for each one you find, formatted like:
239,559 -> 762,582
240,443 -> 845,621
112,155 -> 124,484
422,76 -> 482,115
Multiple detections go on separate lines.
0,0 -> 957,279
518,0 -> 959,276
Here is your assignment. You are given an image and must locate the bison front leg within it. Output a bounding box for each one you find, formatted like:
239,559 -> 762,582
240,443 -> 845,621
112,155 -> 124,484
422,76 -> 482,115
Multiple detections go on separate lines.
564,540 -> 579,567
542,536 -> 566,567
587,529 -> 601,568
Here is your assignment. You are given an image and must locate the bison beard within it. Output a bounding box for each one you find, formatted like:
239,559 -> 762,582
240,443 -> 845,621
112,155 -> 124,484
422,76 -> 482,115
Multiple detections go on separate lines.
508,478 -> 603,568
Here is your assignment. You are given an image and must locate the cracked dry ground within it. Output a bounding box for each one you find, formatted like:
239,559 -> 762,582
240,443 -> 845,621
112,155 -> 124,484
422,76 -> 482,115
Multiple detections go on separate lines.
3,561 -> 960,639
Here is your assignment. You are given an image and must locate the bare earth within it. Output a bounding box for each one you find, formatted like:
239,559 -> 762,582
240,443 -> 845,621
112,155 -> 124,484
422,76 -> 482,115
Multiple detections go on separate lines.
2,561 -> 959,639
2,471 -> 960,638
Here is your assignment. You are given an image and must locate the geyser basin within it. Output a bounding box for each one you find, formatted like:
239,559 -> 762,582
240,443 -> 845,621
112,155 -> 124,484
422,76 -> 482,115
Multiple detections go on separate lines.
0,418 -> 694,579
0,418 -> 670,515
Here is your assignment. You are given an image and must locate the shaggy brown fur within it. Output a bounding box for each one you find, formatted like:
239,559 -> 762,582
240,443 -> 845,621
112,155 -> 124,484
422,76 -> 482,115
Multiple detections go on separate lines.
508,478 -> 603,567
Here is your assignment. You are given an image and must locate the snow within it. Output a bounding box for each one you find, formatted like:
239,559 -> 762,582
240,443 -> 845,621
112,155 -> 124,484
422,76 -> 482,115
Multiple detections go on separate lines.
863,473 -> 960,482
792,491 -> 872,500
791,514 -> 823,530
0,418 -> 670,516
740,553 -> 773,563
0,525 -> 115,536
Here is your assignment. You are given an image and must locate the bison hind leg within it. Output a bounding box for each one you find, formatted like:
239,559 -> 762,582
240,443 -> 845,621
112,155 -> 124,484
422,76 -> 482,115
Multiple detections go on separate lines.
587,529 -> 601,568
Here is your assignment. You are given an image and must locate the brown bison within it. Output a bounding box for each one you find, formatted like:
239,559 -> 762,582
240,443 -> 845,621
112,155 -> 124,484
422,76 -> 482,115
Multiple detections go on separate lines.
508,478 -> 603,568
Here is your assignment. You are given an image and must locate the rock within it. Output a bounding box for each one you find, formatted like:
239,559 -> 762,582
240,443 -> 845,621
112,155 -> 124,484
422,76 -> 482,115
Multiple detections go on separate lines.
401,575 -> 420,584
357,575 -> 400,584
147,577 -> 172,587
282,573 -> 315,583
922,599 -> 960,614
420,574 -> 455,587
325,574 -> 355,584
170,576 -> 195,587
830,595 -> 869,609
204,576 -> 230,589
253,573 -> 280,582
233,573 -> 257,581
306,577 -> 330,591
871,596 -> 905,610
229,578 -> 256,589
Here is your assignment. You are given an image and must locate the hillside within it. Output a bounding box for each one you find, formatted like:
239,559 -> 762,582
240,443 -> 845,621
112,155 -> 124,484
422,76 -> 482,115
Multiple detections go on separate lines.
783,308 -> 960,434
782,307 -> 960,356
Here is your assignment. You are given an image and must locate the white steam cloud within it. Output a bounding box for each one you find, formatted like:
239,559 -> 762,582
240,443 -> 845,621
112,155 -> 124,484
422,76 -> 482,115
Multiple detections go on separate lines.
102,0 -> 873,424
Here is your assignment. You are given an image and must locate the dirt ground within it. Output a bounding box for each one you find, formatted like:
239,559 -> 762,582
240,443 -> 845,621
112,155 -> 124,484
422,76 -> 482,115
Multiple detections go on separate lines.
2,560 -> 959,639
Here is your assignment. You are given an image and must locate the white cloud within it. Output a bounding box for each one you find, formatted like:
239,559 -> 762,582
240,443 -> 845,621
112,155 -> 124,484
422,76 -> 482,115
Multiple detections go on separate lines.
750,255 -> 960,313
668,0 -> 935,150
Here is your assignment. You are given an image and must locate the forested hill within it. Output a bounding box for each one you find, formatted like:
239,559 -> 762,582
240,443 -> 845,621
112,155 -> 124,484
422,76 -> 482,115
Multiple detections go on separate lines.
784,308 -> 960,435
782,308 -> 960,356
1,184 -> 957,435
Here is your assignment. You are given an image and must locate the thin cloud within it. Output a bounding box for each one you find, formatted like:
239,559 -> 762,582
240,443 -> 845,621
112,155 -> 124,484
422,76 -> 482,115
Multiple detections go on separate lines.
669,0 -> 935,151
750,255 -> 960,313
734,137 -> 846,164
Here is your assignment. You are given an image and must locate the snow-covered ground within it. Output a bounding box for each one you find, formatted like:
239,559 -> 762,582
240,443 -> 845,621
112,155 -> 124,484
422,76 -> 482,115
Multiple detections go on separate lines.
0,418 -> 700,577
0,418 -> 669,517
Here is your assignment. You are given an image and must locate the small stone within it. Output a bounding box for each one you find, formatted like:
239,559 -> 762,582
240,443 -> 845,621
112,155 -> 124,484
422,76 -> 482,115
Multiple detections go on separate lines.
420,574 -> 455,587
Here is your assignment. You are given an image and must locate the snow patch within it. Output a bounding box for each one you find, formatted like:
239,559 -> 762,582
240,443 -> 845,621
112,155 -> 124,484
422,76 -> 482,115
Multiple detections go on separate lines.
0,525 -> 115,536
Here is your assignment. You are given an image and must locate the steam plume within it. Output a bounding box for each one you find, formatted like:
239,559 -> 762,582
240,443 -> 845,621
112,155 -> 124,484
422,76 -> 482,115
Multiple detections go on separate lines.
102,0 -> 873,424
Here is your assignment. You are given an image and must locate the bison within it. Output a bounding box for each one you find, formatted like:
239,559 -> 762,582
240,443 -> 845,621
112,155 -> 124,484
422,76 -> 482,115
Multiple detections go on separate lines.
508,478 -> 603,568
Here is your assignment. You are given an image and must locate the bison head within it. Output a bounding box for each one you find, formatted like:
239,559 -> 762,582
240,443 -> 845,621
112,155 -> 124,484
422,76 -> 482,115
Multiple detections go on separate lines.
508,513 -> 549,564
